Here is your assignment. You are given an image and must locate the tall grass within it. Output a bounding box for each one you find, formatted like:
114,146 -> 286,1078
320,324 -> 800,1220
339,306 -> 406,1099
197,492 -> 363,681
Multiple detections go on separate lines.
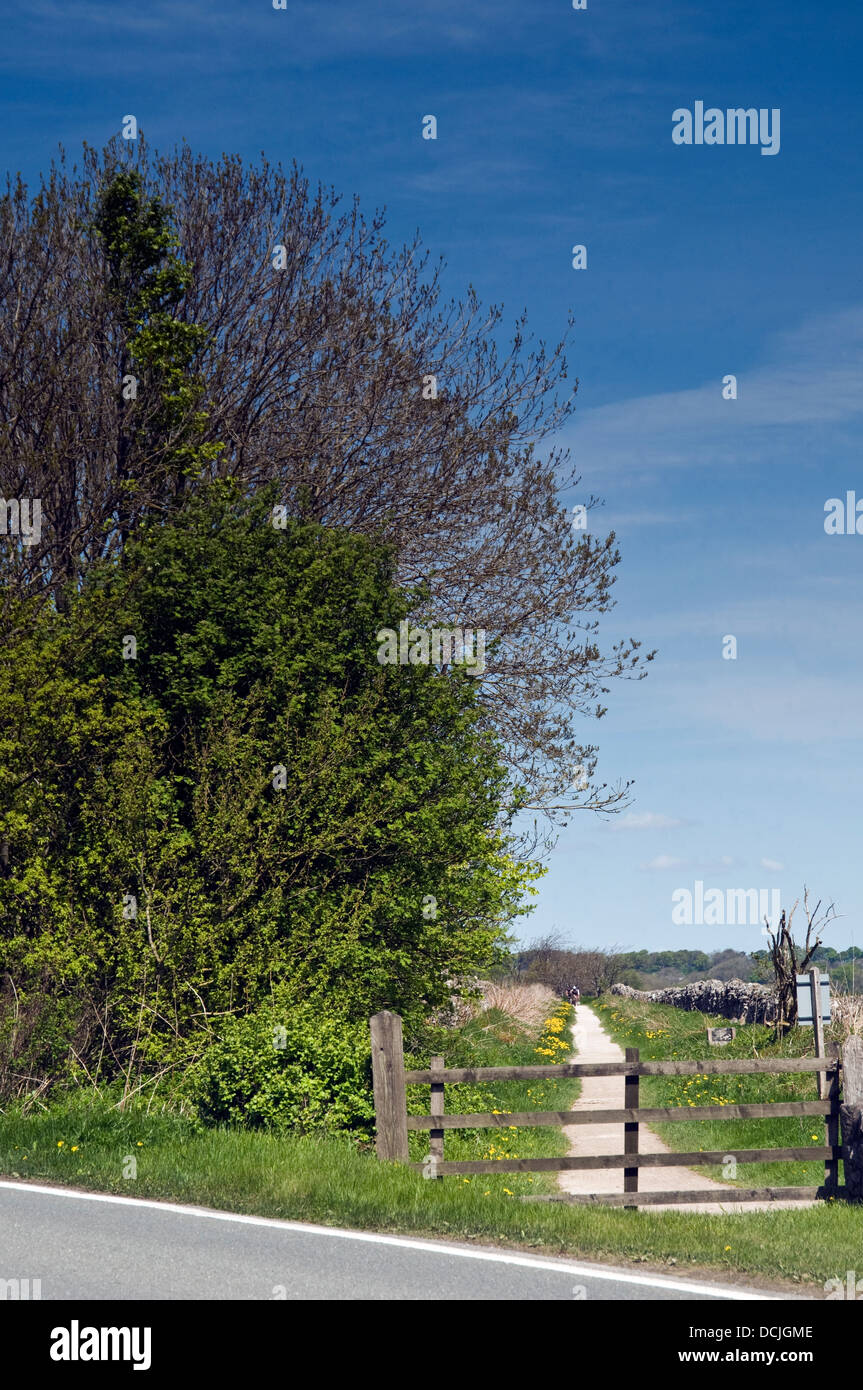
476,981 -> 558,1027
830,991 -> 863,1040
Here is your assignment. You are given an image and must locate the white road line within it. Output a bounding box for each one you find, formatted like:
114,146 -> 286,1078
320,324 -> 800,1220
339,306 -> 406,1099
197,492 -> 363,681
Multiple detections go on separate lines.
0,1179 -> 776,1299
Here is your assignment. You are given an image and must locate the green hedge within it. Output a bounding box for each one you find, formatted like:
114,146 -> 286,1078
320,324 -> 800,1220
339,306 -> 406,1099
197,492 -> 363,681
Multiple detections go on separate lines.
188,997 -> 375,1139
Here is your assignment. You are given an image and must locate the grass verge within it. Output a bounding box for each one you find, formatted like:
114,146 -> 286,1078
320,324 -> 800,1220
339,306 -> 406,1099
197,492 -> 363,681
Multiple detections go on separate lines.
1,998 -> 859,1292
1,1095 -> 860,1291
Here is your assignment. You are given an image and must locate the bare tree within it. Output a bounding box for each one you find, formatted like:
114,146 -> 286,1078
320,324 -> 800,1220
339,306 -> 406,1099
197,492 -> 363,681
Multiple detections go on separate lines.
518,933 -> 571,993
763,888 -> 839,1030
569,947 -> 626,997
519,935 -> 624,996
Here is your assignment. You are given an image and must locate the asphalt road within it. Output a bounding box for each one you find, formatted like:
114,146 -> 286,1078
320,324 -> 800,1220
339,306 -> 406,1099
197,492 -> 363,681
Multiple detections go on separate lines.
0,1181 -> 781,1301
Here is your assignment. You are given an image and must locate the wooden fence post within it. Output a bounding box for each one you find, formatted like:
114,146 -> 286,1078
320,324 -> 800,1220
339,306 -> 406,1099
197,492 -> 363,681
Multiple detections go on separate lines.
809,967 -> 827,1100
370,1011 -> 410,1161
840,1035 -> 863,1201
825,1041 -> 840,1194
624,1046 -> 639,1209
429,1054 -> 445,1178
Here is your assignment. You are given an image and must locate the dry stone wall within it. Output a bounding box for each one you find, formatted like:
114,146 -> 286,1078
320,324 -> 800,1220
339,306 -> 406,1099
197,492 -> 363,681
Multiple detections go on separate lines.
610,978 -> 777,1024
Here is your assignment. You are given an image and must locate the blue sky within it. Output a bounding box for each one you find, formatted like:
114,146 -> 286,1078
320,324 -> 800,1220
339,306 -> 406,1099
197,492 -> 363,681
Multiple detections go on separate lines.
4,0 -> 861,957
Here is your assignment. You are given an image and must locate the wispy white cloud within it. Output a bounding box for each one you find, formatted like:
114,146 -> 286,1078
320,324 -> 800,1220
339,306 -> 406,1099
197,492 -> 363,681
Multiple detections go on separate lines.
761,858 -> 784,872
673,671 -> 863,743
641,854 -> 739,874
614,590 -> 863,652
1,0 -> 546,73
398,156 -> 539,200
568,304 -> 863,481
615,812 -> 685,831
599,509 -> 691,529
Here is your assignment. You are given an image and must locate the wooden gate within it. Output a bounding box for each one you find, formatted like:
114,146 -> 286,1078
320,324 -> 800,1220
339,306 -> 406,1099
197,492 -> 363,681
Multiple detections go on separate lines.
370,1011 -> 863,1206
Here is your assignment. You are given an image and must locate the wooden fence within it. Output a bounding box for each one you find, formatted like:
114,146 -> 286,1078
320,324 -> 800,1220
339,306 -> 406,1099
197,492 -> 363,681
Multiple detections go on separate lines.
370,1011 -> 863,1207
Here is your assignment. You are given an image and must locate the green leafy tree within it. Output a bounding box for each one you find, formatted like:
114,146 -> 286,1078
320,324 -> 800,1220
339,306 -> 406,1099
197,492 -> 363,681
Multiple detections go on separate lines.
92,167 -> 223,537
0,486 -> 540,1099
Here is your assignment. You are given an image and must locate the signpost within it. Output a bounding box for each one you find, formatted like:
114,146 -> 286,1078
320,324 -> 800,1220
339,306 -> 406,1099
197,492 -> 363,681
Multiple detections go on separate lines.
797,967 -> 831,1099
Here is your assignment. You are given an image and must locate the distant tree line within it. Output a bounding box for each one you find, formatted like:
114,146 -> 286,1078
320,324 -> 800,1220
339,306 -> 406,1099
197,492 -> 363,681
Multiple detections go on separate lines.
618,949 -> 712,975
502,939 -> 861,1000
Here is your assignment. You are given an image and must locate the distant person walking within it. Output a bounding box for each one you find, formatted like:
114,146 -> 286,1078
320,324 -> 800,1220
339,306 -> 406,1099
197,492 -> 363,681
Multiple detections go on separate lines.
566,984 -> 580,1008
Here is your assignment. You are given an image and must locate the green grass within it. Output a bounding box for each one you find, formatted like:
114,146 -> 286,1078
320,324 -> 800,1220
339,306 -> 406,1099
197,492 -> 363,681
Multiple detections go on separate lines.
1,1089 -> 861,1291
405,1001 -> 580,1198
592,993 -> 839,1188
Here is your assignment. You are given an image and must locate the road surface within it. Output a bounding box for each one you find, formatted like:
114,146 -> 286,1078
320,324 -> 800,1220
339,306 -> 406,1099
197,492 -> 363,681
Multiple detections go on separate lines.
0,1180 -> 783,1300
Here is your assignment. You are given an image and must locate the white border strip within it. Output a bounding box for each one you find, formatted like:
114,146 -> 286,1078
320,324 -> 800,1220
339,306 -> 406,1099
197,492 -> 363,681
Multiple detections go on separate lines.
0,1180 -> 777,1299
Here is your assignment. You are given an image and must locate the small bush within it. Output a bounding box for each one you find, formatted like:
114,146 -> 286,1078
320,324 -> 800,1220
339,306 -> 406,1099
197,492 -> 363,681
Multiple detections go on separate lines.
188,998 -> 376,1139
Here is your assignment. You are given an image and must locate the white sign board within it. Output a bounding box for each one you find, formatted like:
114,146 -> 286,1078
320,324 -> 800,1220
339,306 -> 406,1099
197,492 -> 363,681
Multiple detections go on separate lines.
796,973 -> 830,1025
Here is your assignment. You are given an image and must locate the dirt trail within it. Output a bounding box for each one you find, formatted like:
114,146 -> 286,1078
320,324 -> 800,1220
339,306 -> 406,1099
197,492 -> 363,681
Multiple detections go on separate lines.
558,1005 -> 816,1213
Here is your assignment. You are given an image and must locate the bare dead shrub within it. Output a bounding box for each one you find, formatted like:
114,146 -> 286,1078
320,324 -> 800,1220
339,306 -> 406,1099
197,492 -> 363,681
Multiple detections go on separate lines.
828,992 -> 863,1043
477,980 -> 558,1027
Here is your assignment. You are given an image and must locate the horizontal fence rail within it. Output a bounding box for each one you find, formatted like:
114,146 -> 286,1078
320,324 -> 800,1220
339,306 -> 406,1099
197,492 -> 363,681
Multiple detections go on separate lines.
404,1057 -> 840,1083
525,1186 -> 846,1208
407,1100 -> 834,1130
410,1146 -> 842,1177
370,1010 -> 863,1208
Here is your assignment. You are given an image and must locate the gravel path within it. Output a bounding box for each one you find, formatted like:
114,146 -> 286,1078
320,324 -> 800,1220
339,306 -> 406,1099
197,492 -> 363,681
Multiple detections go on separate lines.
558,1004 -> 816,1213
